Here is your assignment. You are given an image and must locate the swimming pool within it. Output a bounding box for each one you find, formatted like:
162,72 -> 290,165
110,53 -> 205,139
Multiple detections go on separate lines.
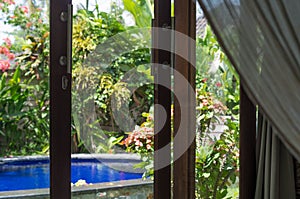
0,157 -> 143,192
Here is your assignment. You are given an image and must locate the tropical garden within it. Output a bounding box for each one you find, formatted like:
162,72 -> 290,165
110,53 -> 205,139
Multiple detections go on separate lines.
0,0 -> 239,198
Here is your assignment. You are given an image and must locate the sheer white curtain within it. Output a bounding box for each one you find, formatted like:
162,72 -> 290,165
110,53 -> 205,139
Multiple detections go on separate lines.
198,0 -> 300,161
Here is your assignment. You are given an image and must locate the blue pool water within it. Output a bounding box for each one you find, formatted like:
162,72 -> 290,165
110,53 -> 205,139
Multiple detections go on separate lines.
0,159 -> 142,192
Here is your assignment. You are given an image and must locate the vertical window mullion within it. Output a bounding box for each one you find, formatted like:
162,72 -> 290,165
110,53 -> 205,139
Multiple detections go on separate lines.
173,0 -> 196,199
50,0 -> 72,198
153,0 -> 172,198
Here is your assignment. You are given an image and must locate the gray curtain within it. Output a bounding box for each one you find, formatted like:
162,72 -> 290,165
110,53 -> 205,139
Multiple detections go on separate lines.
256,112 -> 295,199
197,0 -> 300,198
197,0 -> 300,161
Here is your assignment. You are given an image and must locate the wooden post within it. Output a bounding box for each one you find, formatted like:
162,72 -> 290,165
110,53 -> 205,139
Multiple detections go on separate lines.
173,0 -> 196,199
153,0 -> 172,198
240,85 -> 256,199
50,0 -> 71,198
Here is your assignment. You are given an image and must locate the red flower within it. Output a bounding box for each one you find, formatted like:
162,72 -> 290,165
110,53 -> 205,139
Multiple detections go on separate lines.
216,82 -> 222,87
26,22 -> 32,28
7,53 -> 15,60
3,0 -> 15,5
3,38 -> 11,48
20,5 -> 28,14
0,60 -> 10,72
135,140 -> 143,147
0,46 -> 9,55
146,144 -> 152,150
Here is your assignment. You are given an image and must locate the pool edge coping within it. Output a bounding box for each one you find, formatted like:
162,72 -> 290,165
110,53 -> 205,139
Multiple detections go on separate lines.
0,153 -> 142,163
0,179 -> 153,198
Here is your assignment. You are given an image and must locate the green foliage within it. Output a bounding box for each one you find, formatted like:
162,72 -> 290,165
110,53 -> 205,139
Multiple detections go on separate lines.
0,1 -> 49,156
122,0 -> 153,27
0,68 -> 28,139
195,25 -> 240,198
72,5 -> 153,137
196,78 -> 226,138
0,0 -> 159,157
72,8 -> 125,64
197,26 -> 239,116
0,67 -> 49,155
195,119 -> 239,199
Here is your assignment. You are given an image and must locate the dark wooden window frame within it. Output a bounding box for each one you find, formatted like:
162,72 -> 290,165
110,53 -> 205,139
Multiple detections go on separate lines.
173,0 -> 196,199
153,0 -> 172,198
240,85 -> 256,199
153,0 -> 196,198
50,0 -> 72,198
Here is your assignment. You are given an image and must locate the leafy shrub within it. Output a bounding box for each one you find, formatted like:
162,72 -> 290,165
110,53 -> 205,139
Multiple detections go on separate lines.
195,119 -> 239,199
195,25 -> 240,198
0,0 -> 49,155
72,6 -> 153,138
0,66 -> 49,155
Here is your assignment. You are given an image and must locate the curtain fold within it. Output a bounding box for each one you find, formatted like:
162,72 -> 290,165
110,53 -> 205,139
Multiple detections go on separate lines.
197,0 -> 300,162
255,113 -> 296,199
